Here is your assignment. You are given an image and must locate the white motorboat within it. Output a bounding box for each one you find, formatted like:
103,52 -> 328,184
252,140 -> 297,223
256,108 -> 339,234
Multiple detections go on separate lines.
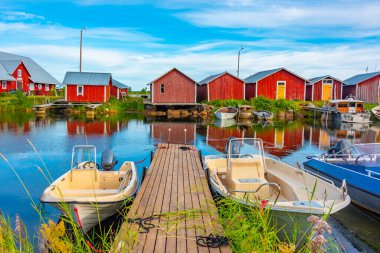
253,110 -> 274,121
320,96 -> 371,123
214,107 -> 238,120
40,145 -> 138,233
371,105 -> 380,120
203,138 -> 350,239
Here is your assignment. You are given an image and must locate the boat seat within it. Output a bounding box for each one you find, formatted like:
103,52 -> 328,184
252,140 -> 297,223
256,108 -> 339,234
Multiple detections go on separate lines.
206,158 -> 227,173
227,158 -> 269,199
69,169 -> 101,188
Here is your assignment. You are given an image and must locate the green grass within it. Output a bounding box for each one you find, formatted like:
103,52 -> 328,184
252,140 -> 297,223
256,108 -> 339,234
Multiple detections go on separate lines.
0,92 -> 63,111
99,96 -> 144,113
206,97 -> 301,114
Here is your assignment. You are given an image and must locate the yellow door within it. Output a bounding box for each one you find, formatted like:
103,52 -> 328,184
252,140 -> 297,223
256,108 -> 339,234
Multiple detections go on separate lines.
378,87 -> 380,103
275,128 -> 284,147
277,82 -> 286,99
322,84 -> 332,101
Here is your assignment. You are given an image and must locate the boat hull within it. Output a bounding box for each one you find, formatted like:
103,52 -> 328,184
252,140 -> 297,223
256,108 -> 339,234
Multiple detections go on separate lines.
215,112 -> 237,120
304,159 -> 380,215
46,201 -> 126,232
321,112 -> 371,123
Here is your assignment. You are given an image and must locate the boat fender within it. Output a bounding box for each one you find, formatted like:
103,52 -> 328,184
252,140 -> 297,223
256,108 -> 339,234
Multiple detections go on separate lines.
141,166 -> 148,183
340,179 -> 348,200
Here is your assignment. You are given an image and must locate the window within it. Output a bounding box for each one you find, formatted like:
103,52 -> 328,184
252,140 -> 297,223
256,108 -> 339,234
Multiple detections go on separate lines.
17,69 -> 22,77
349,102 -> 356,107
338,103 -> 348,108
2,81 -> 6,89
357,103 -> 363,108
45,84 -> 49,91
160,84 -> 165,93
323,79 -> 333,84
77,85 -> 84,96
29,83 -> 34,90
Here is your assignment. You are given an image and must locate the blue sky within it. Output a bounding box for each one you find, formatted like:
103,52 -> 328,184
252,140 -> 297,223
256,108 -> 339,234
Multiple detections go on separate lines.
0,0 -> 379,89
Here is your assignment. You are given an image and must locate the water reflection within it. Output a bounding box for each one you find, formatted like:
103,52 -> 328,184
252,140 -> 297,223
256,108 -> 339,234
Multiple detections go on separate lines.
0,112 -> 379,250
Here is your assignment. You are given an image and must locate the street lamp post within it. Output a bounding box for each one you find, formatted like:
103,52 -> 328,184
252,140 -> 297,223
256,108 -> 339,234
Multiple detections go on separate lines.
80,27 -> 87,72
237,46 -> 244,78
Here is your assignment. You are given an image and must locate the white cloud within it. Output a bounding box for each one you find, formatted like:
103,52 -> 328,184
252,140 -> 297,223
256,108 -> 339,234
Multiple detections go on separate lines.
0,11 -> 44,21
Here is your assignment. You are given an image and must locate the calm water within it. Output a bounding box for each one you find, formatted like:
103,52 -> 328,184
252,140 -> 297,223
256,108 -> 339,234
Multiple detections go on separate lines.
0,112 -> 379,250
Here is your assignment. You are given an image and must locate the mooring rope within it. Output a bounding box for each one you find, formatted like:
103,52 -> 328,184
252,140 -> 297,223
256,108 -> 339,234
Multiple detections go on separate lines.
128,214 -> 229,248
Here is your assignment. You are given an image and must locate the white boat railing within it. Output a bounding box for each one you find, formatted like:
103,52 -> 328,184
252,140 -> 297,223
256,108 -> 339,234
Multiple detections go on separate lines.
301,167 -> 335,187
230,182 -> 281,204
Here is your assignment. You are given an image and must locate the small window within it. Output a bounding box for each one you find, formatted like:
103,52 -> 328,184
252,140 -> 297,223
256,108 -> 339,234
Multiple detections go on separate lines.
17,69 -> 22,77
277,81 -> 285,86
357,103 -> 363,108
2,81 -> 6,89
160,84 -> 165,93
349,102 -> 356,107
77,85 -> 84,96
338,103 -> 348,108
29,83 -> 34,90
323,79 -> 333,84
45,84 -> 49,91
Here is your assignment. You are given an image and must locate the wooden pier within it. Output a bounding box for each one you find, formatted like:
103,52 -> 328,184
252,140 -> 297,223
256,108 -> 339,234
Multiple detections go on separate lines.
113,143 -> 231,253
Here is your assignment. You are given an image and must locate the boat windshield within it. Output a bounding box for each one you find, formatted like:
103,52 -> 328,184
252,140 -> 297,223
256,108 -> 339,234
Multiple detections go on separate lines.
226,138 -> 265,168
71,145 -> 97,169
324,143 -> 380,165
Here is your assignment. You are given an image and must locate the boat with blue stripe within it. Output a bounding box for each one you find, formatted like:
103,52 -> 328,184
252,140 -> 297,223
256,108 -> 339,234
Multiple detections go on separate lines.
304,141 -> 380,214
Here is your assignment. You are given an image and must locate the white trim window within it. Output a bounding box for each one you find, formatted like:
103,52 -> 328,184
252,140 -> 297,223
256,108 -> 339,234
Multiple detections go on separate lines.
160,83 -> 165,94
17,69 -> 22,77
2,81 -> 6,89
45,84 -> 49,91
322,79 -> 333,85
77,85 -> 84,96
29,83 -> 34,90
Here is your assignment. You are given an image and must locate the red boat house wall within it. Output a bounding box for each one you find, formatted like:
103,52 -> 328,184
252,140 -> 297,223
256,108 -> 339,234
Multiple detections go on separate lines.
306,75 -> 343,101
63,72 -> 111,103
343,71 -> 380,103
111,79 -> 129,99
147,68 -> 197,105
244,68 -> 307,100
197,72 -> 245,102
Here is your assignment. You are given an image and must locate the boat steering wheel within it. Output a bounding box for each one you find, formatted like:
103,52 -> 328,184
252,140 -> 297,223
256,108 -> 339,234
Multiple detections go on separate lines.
83,161 -> 100,170
240,154 -> 254,158
355,154 -> 373,164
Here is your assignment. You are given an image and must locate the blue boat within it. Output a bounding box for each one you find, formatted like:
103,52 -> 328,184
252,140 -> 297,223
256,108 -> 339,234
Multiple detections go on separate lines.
304,140 -> 380,214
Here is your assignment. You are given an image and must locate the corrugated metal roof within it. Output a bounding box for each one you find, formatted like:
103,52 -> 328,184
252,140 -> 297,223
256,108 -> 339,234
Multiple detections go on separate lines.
244,67 -> 308,83
244,68 -> 282,83
0,60 -> 21,74
198,71 -> 244,85
112,79 -> 129,89
0,51 -> 60,85
63,72 -> 112,86
0,63 -> 16,81
308,75 -> 343,84
343,71 -> 380,86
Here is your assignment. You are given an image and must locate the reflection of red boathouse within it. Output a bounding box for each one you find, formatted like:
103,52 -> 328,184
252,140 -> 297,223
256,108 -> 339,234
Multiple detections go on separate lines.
255,125 -> 304,157
66,119 -> 127,135
151,122 -> 196,144
206,125 -> 243,152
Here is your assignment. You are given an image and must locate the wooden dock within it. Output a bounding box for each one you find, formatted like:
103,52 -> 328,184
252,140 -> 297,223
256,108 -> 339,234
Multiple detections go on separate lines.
113,143 -> 231,253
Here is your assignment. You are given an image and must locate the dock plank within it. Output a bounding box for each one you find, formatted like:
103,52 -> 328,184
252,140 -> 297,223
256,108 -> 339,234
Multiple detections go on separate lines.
113,143 -> 231,253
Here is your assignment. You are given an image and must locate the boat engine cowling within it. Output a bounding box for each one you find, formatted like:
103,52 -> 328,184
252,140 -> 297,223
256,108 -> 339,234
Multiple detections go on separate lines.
327,140 -> 351,156
101,149 -> 118,171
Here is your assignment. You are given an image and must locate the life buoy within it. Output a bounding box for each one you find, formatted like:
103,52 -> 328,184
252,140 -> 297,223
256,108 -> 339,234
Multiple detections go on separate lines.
38,84 -> 42,90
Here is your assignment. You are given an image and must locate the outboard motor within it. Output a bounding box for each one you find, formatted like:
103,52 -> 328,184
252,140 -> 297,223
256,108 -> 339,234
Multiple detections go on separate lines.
327,140 -> 351,156
101,149 -> 118,171
225,137 -> 240,157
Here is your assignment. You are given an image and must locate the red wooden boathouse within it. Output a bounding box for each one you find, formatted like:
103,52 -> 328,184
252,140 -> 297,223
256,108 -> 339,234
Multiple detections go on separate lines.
63,72 -> 111,103
342,71 -> 380,103
244,68 -> 307,100
146,68 -> 198,105
0,52 -> 60,95
306,75 -> 343,101
197,72 -> 245,102
111,79 -> 129,99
